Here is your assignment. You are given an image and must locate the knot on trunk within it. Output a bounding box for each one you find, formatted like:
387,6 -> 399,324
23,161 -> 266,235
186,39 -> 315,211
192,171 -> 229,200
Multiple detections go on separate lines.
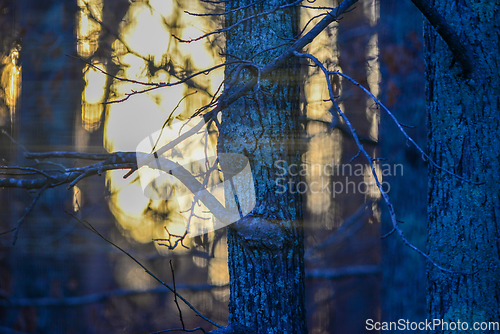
230,215 -> 295,250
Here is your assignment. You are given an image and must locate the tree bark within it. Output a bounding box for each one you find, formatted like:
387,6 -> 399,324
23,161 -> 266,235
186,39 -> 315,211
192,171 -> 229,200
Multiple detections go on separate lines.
425,1 -> 500,332
218,1 -> 307,333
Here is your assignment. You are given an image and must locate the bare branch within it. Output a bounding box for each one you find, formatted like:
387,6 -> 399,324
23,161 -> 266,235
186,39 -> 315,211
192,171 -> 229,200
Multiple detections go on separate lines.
154,158 -> 221,249
293,50 -> 473,274
4,157 -> 228,224
331,70 -> 482,185
305,201 -> 372,259
174,0 -> 303,43
295,13 -> 329,39
0,161 -> 135,190
299,117 -> 378,145
25,152 -> 113,160
0,166 -> 56,180
102,61 -> 242,104
410,0 -> 476,77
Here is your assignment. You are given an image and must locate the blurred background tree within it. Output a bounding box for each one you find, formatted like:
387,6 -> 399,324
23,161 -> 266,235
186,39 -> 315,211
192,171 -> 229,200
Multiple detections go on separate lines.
379,1 -> 426,331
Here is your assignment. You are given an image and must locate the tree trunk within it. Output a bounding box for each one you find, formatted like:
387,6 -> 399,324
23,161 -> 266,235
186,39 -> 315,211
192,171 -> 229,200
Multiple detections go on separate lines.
218,1 -> 307,333
2,1 -> 85,333
425,1 -> 500,332
379,1 -> 426,329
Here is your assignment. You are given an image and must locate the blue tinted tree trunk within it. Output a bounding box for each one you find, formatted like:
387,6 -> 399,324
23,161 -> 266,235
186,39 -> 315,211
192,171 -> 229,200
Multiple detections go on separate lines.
218,1 -> 307,333
2,1 -> 85,333
425,1 -> 500,332
379,1 -> 426,330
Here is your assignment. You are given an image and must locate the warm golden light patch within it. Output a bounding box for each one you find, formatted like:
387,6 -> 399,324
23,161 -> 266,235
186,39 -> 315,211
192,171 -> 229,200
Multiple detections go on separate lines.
73,186 -> 82,212
115,256 -> 157,293
363,164 -> 382,200
115,182 -> 150,220
208,258 -> 229,286
366,33 -> 380,142
120,2 -> 171,61
77,0 -> 102,58
0,49 -> 21,126
101,0 -> 222,245
104,94 -> 165,152
148,0 -> 175,18
208,235 -> 229,286
300,1 -> 343,220
82,63 -> 106,131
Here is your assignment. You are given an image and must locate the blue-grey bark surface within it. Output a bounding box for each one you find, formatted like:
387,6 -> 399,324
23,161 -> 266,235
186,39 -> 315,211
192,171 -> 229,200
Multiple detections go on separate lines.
425,1 -> 500,332
218,1 -> 307,333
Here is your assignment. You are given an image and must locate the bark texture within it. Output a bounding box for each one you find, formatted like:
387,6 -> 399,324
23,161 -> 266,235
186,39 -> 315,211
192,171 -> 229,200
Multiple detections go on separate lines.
425,1 -> 500,332
218,1 -> 306,333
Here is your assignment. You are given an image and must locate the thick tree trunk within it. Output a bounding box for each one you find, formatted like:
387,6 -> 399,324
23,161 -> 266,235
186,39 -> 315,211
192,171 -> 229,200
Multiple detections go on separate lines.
1,1 -> 85,333
379,1 -> 426,329
218,1 -> 307,333
425,1 -> 500,332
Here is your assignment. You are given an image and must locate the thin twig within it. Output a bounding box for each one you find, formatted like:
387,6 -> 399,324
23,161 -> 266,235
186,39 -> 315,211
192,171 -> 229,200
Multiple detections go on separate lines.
102,61 -> 244,104
174,0 -> 303,43
299,5 -> 336,10
295,13 -> 329,39
151,91 -> 198,153
381,227 -> 396,239
330,70 -> 482,185
185,0 -> 262,17
68,54 -> 159,86
1,130 -> 39,163
11,183 -> 50,245
66,212 -> 222,328
170,260 -> 185,330
305,201 -> 372,258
